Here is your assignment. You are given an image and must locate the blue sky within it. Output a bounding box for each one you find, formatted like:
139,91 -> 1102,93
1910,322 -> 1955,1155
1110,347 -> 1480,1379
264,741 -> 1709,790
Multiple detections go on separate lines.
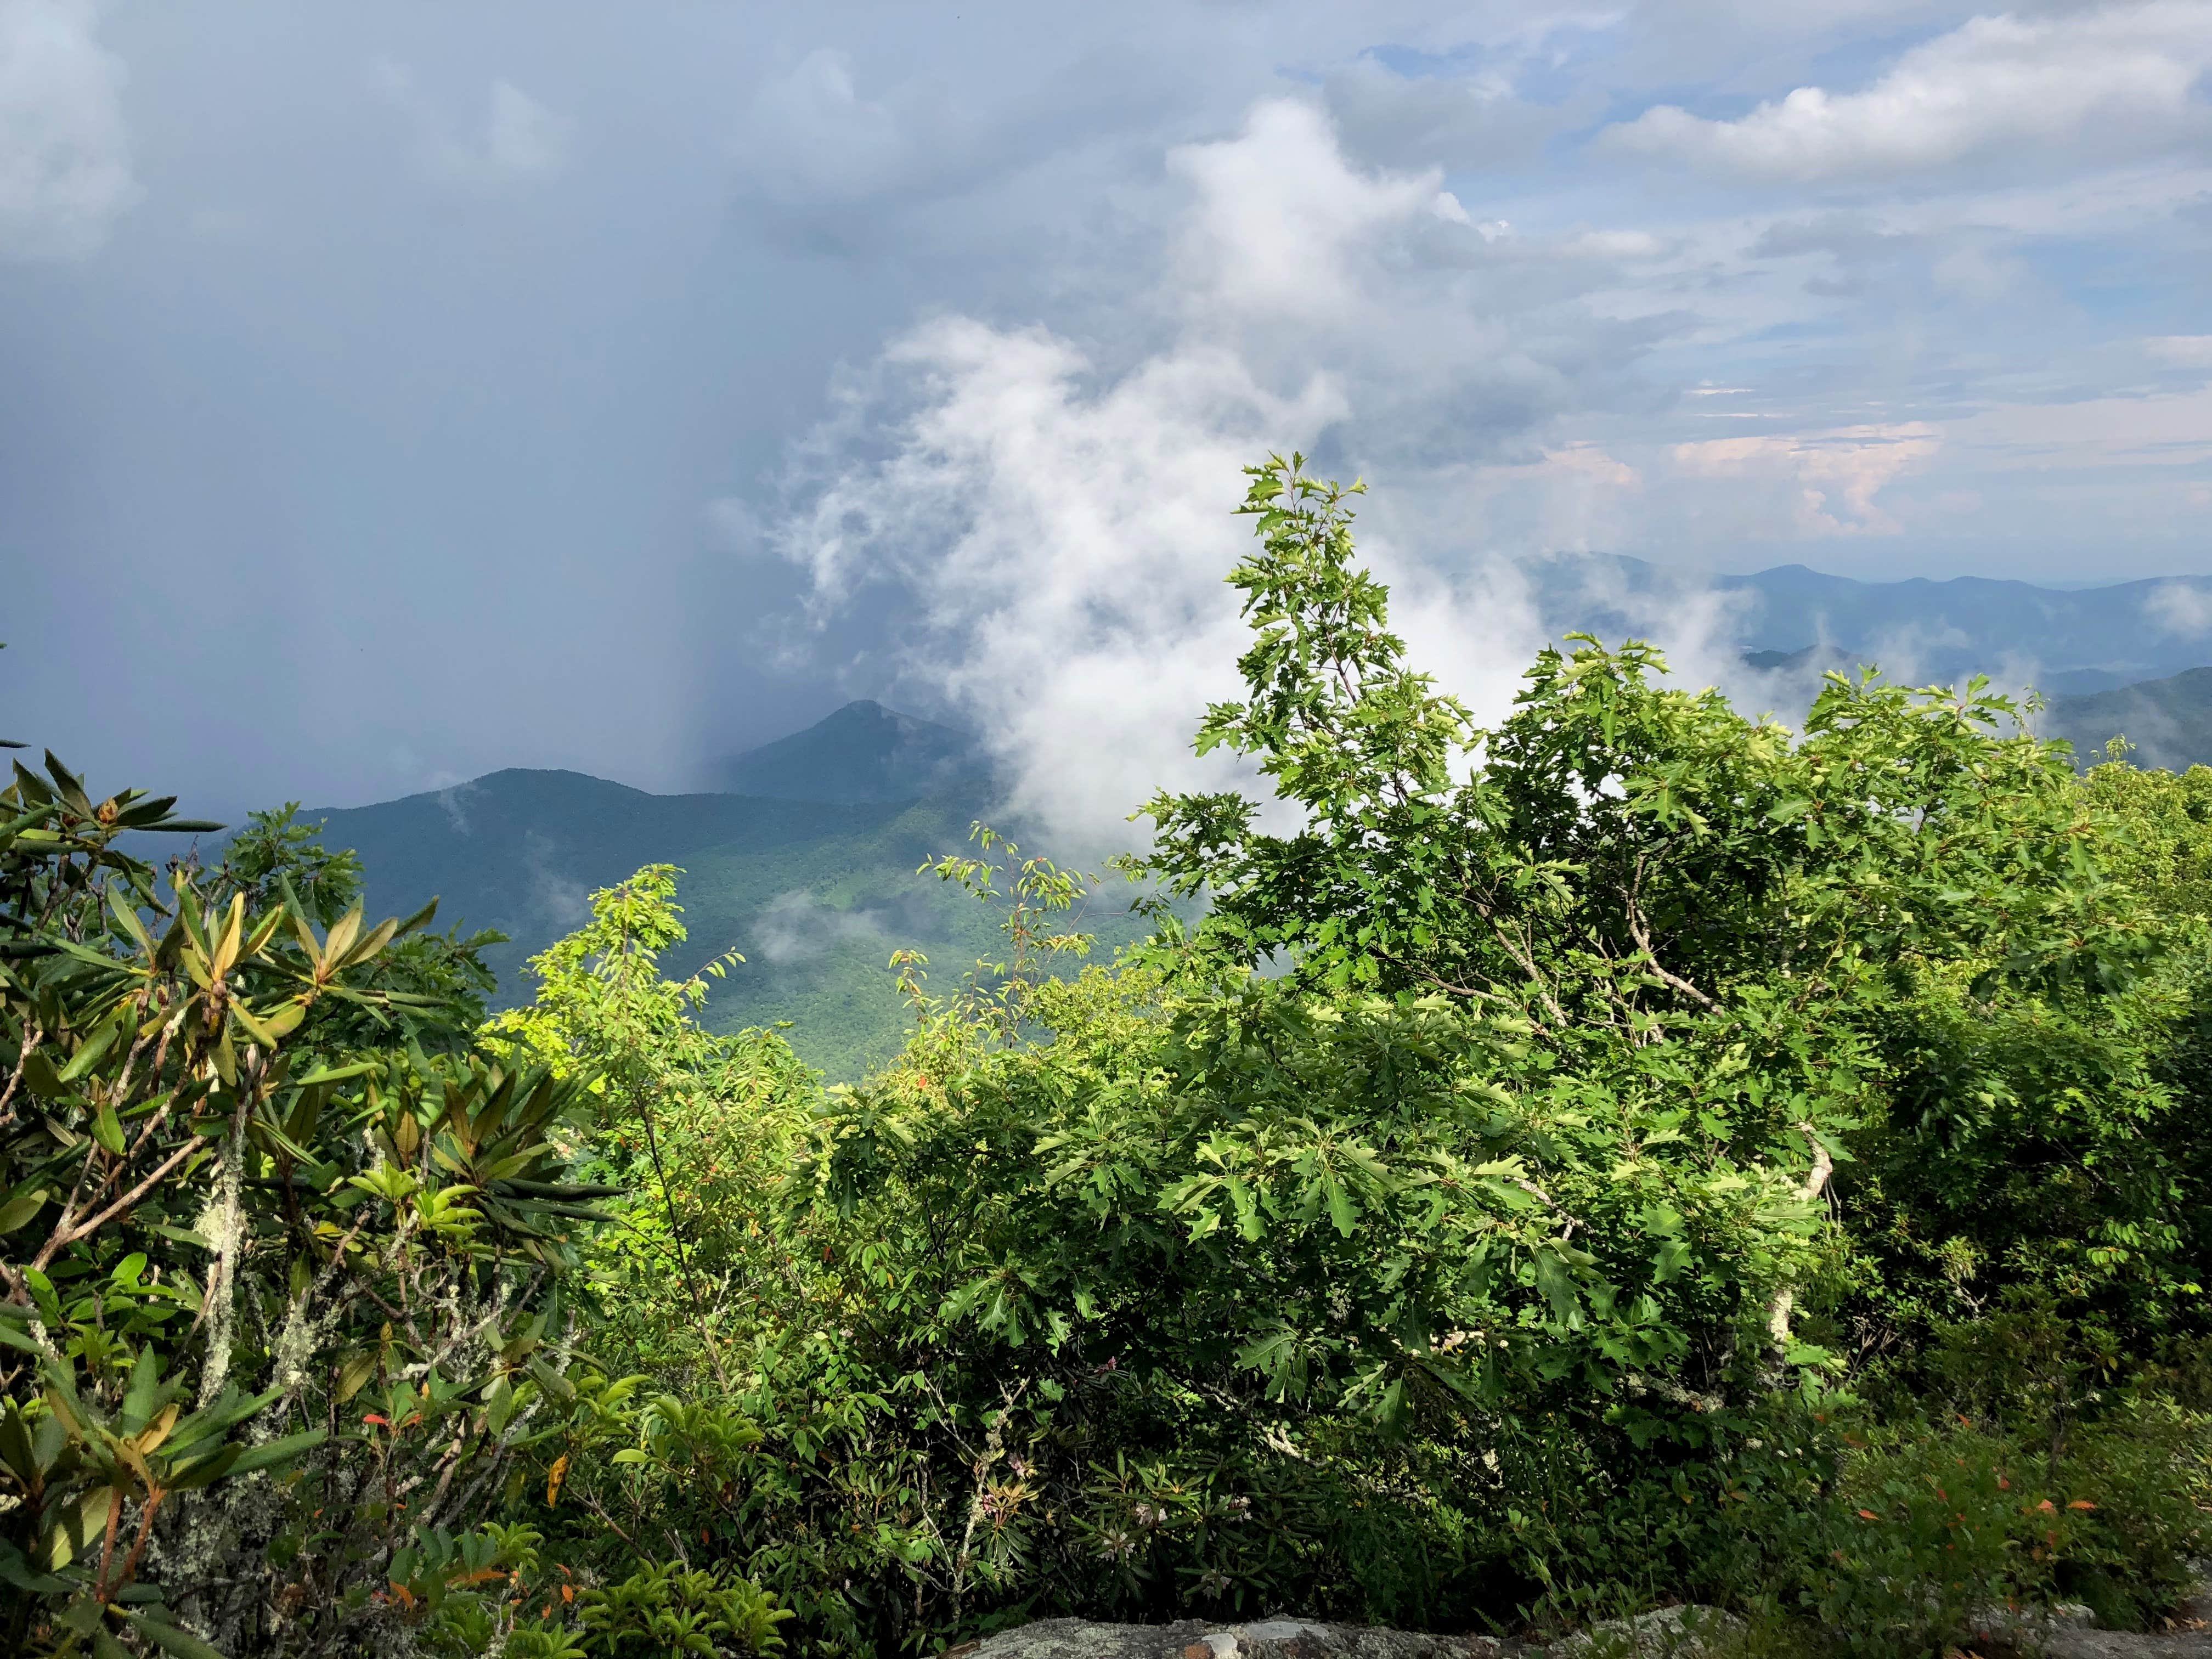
2,1 -> 2209,824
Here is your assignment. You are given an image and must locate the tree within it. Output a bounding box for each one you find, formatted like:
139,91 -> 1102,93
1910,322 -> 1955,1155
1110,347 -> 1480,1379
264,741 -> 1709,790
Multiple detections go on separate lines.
0,755 -> 614,1656
483,866 -> 815,1394
1136,455 -> 2160,1362
782,456 -> 2200,1639
212,805 -> 503,1054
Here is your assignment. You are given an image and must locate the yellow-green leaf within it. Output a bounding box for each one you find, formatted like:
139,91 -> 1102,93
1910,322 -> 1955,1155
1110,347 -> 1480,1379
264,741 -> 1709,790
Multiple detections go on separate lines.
38,1485 -> 114,1571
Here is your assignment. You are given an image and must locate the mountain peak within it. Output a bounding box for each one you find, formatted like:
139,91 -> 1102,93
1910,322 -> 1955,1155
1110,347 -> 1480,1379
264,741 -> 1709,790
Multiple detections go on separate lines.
718,700 -> 988,803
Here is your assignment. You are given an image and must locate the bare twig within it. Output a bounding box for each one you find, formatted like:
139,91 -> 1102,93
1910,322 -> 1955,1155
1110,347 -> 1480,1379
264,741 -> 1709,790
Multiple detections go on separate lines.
1623,855 -> 1719,1013
0,1015 -> 42,1126
1767,1121 -> 1838,1351
31,1134 -> 210,1272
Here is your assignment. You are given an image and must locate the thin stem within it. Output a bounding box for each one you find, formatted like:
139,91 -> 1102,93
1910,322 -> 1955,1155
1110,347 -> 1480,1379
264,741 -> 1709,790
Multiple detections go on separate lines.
633,1082 -> 731,1393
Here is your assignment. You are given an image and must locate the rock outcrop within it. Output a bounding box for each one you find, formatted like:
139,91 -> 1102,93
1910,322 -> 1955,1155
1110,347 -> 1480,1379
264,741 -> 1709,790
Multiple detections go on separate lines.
1548,1606 -> 1742,1656
2025,1578 -> 2212,1658
960,1618 -> 1518,1659
956,1581 -> 2212,1659
957,1610 -> 1740,1659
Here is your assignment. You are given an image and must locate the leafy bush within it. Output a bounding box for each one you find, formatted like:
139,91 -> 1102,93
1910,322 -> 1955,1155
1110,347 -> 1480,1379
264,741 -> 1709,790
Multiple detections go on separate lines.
0,760 -> 785,1657
520,458 -> 2212,1655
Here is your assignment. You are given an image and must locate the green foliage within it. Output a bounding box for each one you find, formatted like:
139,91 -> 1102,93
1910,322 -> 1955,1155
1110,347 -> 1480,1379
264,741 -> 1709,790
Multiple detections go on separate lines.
2078,757 -> 2212,920
212,803 -> 505,1053
15,458 -> 2212,1656
577,1560 -> 791,1658
0,760 -> 782,1657
216,805 -> 366,930
1149,459 -> 2139,1005
483,866 -> 817,1392
485,458 -> 2212,1657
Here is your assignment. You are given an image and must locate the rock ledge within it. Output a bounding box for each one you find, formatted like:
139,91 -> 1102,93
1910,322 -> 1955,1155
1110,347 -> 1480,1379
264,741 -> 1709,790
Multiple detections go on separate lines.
958,1584 -> 2212,1659
961,1617 -> 1517,1659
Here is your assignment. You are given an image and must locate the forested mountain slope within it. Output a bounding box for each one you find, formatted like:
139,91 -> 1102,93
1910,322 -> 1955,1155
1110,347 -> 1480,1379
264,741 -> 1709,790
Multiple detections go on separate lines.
2044,665 -> 2212,771
295,706 -> 1142,1077
298,771 -> 975,1077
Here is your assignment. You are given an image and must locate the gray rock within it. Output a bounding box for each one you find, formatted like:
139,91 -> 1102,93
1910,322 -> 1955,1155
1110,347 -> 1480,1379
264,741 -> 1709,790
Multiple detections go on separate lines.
963,1617 -> 1517,1659
2023,1604 -> 2212,1658
1971,1571 -> 2212,1658
2028,1626 -> 2212,1658
960,1581 -> 2212,1659
1963,1599 -> 2096,1643
1544,1607 -> 1744,1658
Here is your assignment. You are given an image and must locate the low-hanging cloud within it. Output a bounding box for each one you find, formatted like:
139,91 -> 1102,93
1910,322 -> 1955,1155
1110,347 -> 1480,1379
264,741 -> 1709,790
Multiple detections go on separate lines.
520,831 -> 589,933
751,890 -> 909,967
2147,579 -> 2212,638
764,98 -> 1770,854
771,311 -> 1333,849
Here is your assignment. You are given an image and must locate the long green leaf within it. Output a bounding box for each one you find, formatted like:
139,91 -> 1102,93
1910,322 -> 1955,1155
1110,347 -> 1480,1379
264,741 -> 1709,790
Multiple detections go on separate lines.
221,1427 -> 328,1477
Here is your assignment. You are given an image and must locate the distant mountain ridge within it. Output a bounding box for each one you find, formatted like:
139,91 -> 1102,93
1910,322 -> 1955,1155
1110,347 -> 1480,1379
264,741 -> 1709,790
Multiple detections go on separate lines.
2044,667 -> 2212,772
303,768 -> 917,984
303,768 -> 1013,1080
716,700 -> 984,802
302,701 -> 1059,1079
1534,556 -> 2212,694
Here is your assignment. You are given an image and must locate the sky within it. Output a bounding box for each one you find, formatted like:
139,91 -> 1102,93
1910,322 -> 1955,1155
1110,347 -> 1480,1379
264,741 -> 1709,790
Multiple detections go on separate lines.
2,0 -> 2209,834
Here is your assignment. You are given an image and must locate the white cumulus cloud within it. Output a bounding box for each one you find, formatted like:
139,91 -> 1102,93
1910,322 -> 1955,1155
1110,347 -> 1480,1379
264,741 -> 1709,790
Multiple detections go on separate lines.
1608,3 -> 2212,181
1168,98 -> 1442,324
1669,425 -> 1940,535
0,0 -> 136,259
759,99 -> 1664,850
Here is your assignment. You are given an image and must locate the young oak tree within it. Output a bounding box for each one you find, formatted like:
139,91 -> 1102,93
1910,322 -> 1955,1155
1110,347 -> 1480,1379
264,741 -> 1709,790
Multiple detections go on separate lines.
1126,455 -> 2154,1381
